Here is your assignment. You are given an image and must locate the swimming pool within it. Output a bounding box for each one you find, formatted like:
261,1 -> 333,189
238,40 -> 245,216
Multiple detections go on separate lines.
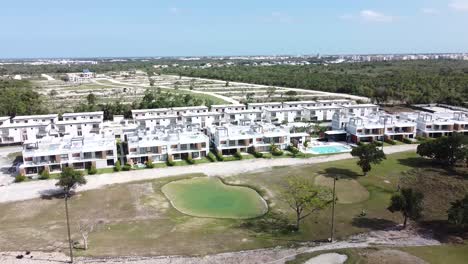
307,145 -> 350,155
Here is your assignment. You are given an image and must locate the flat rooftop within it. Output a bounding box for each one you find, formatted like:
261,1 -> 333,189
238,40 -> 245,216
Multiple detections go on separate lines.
62,111 -> 104,117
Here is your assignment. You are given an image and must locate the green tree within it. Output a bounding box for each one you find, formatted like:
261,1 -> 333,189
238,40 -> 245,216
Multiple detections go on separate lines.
86,93 -> 97,106
350,143 -> 386,176
388,188 -> 424,228
417,135 -> 468,166
447,194 -> 468,228
114,160 -> 122,171
281,176 -> 333,230
56,167 -> 87,263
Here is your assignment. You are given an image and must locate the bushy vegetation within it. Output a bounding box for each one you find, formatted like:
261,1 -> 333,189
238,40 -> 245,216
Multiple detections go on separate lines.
234,150 -> 243,160
215,151 -> 224,161
114,160 -> 122,172
87,165 -> 98,175
0,80 -> 47,116
122,163 -> 132,171
270,144 -> 284,156
384,138 -> 397,145
38,169 -> 50,180
14,174 -> 27,183
162,60 -> 468,105
207,152 -> 217,162
145,159 -> 155,168
186,154 -> 195,164
351,143 -> 386,175
447,194 -> 468,228
417,135 -> 468,166
166,156 -> 176,166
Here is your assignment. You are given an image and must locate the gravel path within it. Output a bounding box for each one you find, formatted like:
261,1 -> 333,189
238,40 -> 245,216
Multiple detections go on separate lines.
0,145 -> 417,204
0,224 -> 439,264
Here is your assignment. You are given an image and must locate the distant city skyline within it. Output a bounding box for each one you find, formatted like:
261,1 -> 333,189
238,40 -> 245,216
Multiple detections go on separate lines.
1,0 -> 468,58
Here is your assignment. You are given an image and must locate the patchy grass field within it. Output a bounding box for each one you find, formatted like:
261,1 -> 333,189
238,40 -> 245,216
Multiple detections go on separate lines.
0,151 -> 466,257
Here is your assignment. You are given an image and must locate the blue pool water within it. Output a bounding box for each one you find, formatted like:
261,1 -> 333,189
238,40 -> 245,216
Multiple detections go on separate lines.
308,145 -> 350,154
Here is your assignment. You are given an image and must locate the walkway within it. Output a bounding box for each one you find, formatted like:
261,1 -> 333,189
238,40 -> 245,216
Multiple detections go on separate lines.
0,144 -> 417,204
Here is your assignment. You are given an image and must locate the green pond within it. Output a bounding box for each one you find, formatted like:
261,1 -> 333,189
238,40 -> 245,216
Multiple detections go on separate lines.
162,177 -> 268,219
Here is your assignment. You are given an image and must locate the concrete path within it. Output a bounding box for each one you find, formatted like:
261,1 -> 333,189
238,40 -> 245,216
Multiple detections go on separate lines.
0,144 -> 417,204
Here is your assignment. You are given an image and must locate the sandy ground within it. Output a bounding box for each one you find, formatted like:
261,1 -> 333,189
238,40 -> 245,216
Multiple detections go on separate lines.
0,146 -> 22,186
0,144 -> 417,204
0,224 -> 439,264
304,253 -> 347,264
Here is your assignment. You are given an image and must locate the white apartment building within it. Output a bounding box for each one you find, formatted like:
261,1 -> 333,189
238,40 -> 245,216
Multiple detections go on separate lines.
172,106 -> 208,115
180,111 -> 223,129
282,101 -> 319,108
346,115 -> 417,143
247,102 -> 282,110
20,133 -> 117,176
210,123 -> 291,155
66,70 -> 95,83
0,114 -> 58,144
415,112 -> 454,138
453,112 -> 468,135
317,99 -> 354,106
132,108 -> 172,119
224,109 -> 263,124
210,104 -> 246,113
126,127 -> 209,164
134,114 -> 178,131
264,107 -> 303,124
342,104 -> 379,116
303,105 -> 342,121
57,112 -> 104,137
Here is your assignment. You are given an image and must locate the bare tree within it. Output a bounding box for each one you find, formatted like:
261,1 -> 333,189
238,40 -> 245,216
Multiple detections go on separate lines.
78,220 -> 95,250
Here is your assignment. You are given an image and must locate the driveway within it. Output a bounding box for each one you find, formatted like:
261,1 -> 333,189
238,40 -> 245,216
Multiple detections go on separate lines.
0,144 -> 417,204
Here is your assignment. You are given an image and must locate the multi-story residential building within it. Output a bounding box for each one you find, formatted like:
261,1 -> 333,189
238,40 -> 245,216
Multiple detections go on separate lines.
303,106 -> 342,121
317,99 -> 354,106
264,107 -> 303,124
101,116 -> 139,139
224,109 -> 263,124
132,108 -> 172,119
346,115 -> 417,143
247,102 -> 282,110
453,112 -> 468,135
180,111 -> 223,129
126,127 -> 209,164
210,104 -> 246,113
282,101 -> 319,108
0,114 -> 59,144
342,104 -> 379,116
415,112 -> 454,138
56,112 -> 104,137
172,106 -> 209,115
20,133 -> 117,176
134,114 -> 178,131
211,123 -> 291,155
346,117 -> 385,143
66,70 -> 95,83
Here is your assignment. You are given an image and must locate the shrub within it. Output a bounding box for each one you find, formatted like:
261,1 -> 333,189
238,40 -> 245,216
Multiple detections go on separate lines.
15,174 -> 26,183
384,138 -> 397,145
372,141 -> 383,147
263,153 -> 272,159
114,160 -> 122,172
166,156 -> 176,166
122,163 -> 132,171
303,141 -> 309,148
234,150 -> 243,160
215,151 -> 224,161
39,169 -> 50,180
270,145 -> 284,156
88,165 -> 98,175
146,159 -> 155,169
402,137 -> 413,144
253,151 -> 263,158
186,154 -> 195,164
207,152 -> 217,162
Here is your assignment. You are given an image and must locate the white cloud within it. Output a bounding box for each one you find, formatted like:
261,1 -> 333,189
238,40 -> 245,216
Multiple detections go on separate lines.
359,10 -> 394,22
449,0 -> 468,11
421,8 -> 439,15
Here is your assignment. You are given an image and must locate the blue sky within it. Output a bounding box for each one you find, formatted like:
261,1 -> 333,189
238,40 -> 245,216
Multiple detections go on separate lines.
1,0 -> 468,58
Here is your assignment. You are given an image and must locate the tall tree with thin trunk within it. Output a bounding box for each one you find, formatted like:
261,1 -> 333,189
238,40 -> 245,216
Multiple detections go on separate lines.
56,167 -> 87,263
281,176 -> 333,230
388,188 -> 424,228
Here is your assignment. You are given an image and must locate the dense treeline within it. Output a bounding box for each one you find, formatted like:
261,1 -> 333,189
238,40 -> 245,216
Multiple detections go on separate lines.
0,80 -> 211,120
161,60 -> 468,105
74,89 -> 214,120
0,80 -> 47,116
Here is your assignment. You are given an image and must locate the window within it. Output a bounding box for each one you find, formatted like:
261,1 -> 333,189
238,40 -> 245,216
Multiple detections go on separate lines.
106,150 -> 114,156
107,159 -> 115,166
72,153 -> 80,158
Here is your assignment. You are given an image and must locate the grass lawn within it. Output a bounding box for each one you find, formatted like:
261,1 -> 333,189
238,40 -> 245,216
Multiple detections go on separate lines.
161,177 -> 267,219
0,151 -> 466,257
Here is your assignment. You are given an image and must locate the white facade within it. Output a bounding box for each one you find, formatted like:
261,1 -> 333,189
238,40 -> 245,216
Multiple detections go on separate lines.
20,134 -> 117,176
0,114 -> 58,144
303,106 -> 342,121
126,127 -> 209,164
211,104 -> 246,113
264,108 -> 303,124
224,109 -> 263,124
180,111 -> 222,129
247,102 -> 282,110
